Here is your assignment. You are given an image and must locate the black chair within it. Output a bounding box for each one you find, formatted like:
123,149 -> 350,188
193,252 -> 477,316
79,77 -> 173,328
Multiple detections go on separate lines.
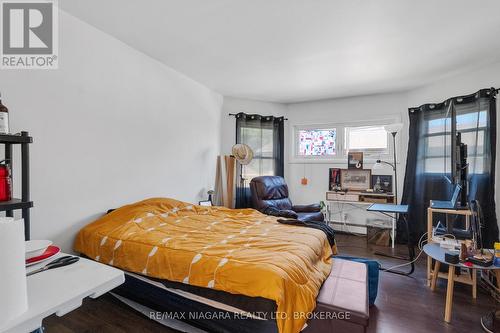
249,176 -> 324,222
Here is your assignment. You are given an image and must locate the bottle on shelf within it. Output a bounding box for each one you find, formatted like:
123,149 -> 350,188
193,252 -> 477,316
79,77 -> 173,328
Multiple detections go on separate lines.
0,92 -> 10,134
0,160 -> 12,202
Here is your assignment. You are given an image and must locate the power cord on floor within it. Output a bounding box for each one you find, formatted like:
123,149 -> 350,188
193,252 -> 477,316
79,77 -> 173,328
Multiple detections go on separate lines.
338,230 -> 458,273
380,232 -> 428,272
380,232 -> 460,272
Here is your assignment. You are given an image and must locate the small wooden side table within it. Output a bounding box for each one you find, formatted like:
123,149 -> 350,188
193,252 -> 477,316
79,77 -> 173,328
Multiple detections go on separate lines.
0,253 -> 125,333
427,207 -> 472,285
424,243 -> 500,323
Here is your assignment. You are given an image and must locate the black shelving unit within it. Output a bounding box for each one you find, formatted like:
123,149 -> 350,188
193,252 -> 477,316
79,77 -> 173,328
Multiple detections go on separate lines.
0,131 -> 33,240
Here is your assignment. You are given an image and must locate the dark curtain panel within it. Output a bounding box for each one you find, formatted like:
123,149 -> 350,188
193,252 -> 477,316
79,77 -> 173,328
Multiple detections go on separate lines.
400,88 -> 498,247
235,112 -> 285,208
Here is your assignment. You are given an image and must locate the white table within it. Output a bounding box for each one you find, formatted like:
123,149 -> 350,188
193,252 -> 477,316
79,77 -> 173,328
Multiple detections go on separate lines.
326,198 -> 397,248
0,253 -> 125,333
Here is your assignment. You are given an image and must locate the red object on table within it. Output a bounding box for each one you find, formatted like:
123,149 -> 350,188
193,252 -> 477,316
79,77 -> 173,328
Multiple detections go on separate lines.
0,161 -> 12,201
26,245 -> 61,265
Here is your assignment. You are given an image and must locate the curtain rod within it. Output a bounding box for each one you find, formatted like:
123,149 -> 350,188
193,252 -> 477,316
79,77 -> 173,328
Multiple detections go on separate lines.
228,113 -> 288,120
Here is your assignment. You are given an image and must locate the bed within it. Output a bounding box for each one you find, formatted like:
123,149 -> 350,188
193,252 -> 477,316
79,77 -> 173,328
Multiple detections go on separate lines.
74,198 -> 335,333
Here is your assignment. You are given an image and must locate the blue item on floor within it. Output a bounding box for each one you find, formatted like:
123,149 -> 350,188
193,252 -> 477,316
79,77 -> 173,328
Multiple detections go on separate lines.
334,255 -> 380,306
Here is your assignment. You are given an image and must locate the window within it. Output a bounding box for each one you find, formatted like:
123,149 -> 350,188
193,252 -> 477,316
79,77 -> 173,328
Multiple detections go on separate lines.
344,125 -> 388,154
293,118 -> 397,162
241,127 -> 275,180
457,111 -> 486,174
298,129 -> 336,156
235,114 -> 284,184
423,110 -> 486,174
423,115 -> 452,175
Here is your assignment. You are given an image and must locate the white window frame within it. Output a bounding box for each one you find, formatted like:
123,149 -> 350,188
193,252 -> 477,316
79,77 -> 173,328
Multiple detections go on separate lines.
290,116 -> 401,164
422,110 -> 488,175
344,125 -> 390,156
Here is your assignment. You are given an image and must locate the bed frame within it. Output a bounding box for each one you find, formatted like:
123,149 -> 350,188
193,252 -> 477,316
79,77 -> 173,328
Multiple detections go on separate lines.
99,210 -> 369,332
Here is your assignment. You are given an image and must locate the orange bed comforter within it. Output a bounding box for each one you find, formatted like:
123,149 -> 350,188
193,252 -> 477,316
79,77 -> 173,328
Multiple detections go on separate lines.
74,198 -> 333,333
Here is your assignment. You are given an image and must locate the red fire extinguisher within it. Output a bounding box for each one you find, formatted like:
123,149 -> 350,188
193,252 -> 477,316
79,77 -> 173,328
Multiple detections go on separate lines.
0,160 -> 12,201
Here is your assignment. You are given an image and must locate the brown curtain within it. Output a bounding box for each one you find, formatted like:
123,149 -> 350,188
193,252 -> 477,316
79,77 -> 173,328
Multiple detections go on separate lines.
214,155 -> 236,208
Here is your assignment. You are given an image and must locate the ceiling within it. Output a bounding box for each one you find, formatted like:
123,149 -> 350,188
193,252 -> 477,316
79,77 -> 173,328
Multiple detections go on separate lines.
60,0 -> 500,103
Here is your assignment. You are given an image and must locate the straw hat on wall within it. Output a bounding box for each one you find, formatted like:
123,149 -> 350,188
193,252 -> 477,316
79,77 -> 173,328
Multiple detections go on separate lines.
231,144 -> 254,165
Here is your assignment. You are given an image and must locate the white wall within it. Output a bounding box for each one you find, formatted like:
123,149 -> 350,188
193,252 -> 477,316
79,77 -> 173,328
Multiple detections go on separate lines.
219,93 -> 409,232
285,92 -> 409,205
0,11 -> 223,252
219,61 -> 500,234
284,62 -> 500,231
221,96 -> 287,154
407,62 -> 500,106
2,9 -> 497,252
285,93 -> 409,233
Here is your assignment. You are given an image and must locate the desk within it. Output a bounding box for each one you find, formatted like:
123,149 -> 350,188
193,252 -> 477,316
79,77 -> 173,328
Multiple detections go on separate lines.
0,253 -> 125,333
367,203 -> 415,276
326,191 -> 396,248
424,243 -> 499,323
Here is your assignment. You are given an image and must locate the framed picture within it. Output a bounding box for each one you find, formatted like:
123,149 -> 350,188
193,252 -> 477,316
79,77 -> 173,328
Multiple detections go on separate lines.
348,152 -> 363,169
340,169 -> 371,191
329,168 -> 341,191
371,175 -> 393,193
198,200 -> 212,206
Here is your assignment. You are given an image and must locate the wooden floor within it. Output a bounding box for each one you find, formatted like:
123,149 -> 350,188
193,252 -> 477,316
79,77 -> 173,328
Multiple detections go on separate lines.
44,233 -> 495,332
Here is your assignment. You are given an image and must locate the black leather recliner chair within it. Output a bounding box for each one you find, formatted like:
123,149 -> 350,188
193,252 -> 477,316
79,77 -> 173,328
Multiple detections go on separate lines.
249,176 -> 324,222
